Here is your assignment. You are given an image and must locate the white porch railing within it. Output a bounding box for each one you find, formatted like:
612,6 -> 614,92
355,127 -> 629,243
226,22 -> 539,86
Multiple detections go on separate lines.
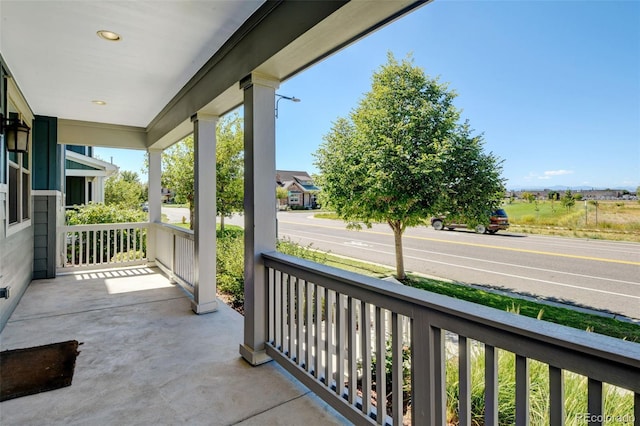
59,222 -> 148,271
153,223 -> 195,294
263,252 -> 640,426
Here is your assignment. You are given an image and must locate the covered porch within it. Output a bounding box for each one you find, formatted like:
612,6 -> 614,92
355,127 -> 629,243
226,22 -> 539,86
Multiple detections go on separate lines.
0,266 -> 347,425
1,1 -> 638,425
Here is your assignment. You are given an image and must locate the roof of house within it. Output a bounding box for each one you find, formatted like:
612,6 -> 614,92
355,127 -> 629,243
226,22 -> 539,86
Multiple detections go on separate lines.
65,150 -> 118,177
276,170 -> 319,192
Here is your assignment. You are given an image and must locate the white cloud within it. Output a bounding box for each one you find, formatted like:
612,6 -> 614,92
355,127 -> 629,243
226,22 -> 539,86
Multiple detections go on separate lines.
543,169 -> 574,177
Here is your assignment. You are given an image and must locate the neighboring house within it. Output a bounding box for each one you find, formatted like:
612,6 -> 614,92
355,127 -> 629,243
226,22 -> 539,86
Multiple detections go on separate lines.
65,145 -> 118,207
276,170 -> 319,209
161,187 -> 174,203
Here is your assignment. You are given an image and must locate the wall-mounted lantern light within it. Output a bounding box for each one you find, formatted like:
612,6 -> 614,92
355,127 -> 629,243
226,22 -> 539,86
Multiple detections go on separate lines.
1,113 -> 30,153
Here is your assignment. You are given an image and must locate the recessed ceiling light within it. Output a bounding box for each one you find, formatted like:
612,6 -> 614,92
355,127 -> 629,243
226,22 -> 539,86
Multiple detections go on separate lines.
92,100 -> 107,106
97,30 -> 121,41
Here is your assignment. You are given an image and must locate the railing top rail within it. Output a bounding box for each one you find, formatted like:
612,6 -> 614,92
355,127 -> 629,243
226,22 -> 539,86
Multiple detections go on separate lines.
60,222 -> 149,232
263,251 -> 640,371
152,222 -> 195,240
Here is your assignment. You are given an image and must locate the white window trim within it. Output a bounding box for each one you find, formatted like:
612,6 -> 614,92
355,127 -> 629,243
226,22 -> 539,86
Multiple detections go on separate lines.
5,78 -> 34,238
7,154 -> 32,236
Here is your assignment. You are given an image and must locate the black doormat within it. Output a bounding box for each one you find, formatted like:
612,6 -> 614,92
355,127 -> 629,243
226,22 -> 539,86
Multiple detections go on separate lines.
1,340 -> 81,402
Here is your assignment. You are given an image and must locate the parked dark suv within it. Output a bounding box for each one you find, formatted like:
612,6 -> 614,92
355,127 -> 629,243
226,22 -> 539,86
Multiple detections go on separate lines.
431,209 -> 509,234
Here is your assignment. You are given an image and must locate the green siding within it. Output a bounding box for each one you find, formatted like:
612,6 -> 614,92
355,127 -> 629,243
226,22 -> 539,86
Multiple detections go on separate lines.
33,115 -> 62,190
65,159 -> 100,171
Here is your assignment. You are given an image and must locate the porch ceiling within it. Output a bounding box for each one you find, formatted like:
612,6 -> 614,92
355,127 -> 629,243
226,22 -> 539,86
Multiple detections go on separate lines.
0,0 -> 427,150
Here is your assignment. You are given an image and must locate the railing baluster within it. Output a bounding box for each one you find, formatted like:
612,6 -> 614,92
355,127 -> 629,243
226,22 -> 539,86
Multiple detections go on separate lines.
361,300 -> 372,417
106,229 -> 111,263
267,267 -> 274,344
549,366 -> 564,426
434,328 -> 445,426
326,288 -> 334,388
392,312 -> 403,425
588,378 -> 603,426
79,231 -> 85,266
305,280 -> 313,373
516,355 -> 530,426
347,296 -> 357,405
133,227 -> 138,259
120,228 -> 124,258
280,272 -> 286,353
92,229 -> 97,265
297,278 -> 304,367
375,306 -> 386,425
410,309 -> 430,426
70,232 -> 75,266
485,345 -> 499,426
459,336 -> 472,426
336,292 -> 345,398
288,275 -> 295,359
274,270 -> 282,350
99,229 -> 104,264
314,284 -> 323,379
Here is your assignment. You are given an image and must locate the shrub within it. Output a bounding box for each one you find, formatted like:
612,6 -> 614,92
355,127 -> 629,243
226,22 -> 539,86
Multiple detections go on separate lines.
215,231 -> 330,310
111,251 -> 145,262
65,203 -> 147,265
66,202 -> 146,225
277,237 -> 328,264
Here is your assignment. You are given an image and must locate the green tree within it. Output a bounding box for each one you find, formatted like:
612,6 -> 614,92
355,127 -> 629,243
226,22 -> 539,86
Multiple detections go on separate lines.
521,192 -> 536,203
561,189 -> 576,211
216,114 -> 244,231
161,114 -> 244,230
276,186 -> 289,209
104,171 -> 146,209
315,53 -> 504,279
162,136 -> 194,222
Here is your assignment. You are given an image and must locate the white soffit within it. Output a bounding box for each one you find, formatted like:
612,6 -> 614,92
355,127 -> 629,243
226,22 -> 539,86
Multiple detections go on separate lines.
0,0 -> 264,127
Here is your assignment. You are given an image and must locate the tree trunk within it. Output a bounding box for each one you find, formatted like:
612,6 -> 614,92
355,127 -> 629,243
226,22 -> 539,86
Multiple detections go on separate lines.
388,220 -> 406,280
188,196 -> 194,231
220,215 -> 225,232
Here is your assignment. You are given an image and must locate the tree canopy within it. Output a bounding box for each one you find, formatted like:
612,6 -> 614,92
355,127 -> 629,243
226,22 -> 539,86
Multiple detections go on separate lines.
104,171 -> 146,209
314,53 -> 504,279
161,113 -> 244,229
215,114 -> 244,230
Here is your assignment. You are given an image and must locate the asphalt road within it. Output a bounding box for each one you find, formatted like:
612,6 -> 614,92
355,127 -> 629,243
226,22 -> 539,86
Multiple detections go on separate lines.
164,208 -> 639,319
275,212 -> 640,320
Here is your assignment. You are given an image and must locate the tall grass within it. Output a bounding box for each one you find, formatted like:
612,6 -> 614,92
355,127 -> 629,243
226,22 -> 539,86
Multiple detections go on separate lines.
504,200 -> 640,238
444,343 -> 634,425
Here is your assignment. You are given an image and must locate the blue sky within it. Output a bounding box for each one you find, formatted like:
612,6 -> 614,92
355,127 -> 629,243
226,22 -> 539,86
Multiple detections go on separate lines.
97,0 -> 639,191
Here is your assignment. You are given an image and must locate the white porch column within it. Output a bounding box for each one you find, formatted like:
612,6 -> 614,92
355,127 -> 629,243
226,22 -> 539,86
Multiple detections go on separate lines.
192,113 -> 219,314
147,148 -> 162,263
239,73 -> 279,365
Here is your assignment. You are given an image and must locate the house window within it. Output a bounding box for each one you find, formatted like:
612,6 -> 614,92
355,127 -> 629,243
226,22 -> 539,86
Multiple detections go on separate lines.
288,191 -> 300,204
7,150 -> 30,225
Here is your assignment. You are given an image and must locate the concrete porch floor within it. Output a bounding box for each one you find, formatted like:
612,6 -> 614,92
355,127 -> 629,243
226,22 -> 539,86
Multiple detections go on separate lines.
0,267 -> 348,425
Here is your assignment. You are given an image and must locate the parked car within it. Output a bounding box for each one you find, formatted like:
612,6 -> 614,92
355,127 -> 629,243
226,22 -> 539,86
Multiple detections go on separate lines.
431,209 -> 509,234
141,202 -> 149,212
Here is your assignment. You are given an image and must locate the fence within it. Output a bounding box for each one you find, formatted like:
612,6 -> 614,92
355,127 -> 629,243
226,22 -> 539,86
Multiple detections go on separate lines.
59,222 -> 148,270
153,223 -> 195,293
263,252 -> 640,425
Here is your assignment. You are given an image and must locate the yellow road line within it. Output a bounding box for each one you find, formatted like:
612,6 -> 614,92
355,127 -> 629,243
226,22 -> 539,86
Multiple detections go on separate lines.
279,220 -> 640,266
